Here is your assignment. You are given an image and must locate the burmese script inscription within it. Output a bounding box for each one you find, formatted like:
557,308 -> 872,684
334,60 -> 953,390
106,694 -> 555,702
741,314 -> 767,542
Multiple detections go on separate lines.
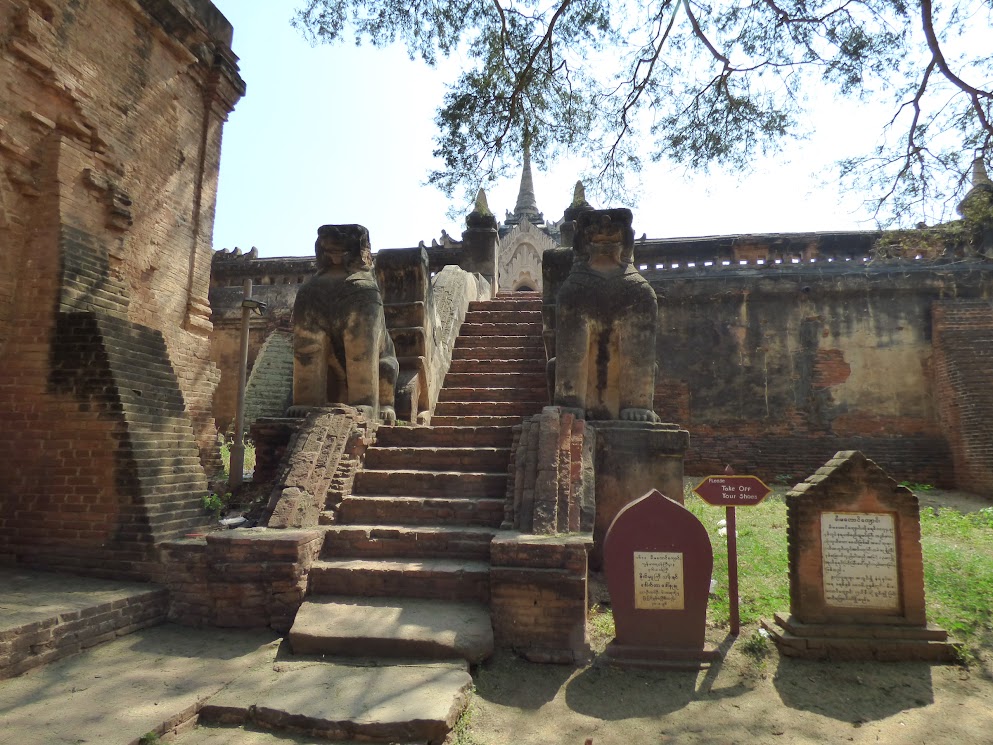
634,551 -> 684,610
821,512 -> 899,611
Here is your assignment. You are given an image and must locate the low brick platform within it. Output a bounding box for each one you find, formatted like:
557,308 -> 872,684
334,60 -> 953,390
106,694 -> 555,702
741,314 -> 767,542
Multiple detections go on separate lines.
0,568 -> 167,679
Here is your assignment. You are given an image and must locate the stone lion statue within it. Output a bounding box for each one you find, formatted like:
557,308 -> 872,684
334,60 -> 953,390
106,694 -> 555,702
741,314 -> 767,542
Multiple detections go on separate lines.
291,224 -> 398,424
552,208 -> 660,422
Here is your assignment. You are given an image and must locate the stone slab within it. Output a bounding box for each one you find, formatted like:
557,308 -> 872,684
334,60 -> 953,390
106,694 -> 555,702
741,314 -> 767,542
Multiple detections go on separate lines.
288,596 -> 494,663
199,659 -> 472,743
0,624 -> 279,745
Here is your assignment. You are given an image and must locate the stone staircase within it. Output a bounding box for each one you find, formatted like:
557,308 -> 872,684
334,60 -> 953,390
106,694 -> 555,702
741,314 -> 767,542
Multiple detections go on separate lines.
288,293 -> 546,673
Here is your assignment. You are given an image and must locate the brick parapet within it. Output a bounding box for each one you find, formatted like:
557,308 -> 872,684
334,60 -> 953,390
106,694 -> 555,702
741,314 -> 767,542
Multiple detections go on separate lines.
490,533 -> 592,663
0,586 -> 167,679
158,528 -> 322,632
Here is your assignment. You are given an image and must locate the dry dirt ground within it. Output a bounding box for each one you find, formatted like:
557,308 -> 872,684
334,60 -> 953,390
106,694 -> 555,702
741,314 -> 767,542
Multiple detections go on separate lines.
462,635 -> 993,745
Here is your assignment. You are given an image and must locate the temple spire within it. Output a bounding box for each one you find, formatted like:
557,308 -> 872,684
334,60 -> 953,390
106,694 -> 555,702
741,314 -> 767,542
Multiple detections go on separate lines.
957,151 -> 993,218
504,140 -> 544,229
513,141 -> 540,219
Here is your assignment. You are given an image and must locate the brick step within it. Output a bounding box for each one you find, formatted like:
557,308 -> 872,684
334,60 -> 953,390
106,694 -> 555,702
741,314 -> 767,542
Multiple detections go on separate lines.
469,298 -> 542,312
364,446 -> 511,471
433,401 -> 542,417
448,358 -> 546,374
127,453 -> 204,469
307,558 -> 490,602
337,495 -> 504,527
455,323 -> 544,348
463,309 -> 542,324
442,372 -> 546,389
288,597 -> 493,663
114,415 -> 195,433
128,467 -> 207,485
451,346 -> 544,362
352,469 -> 507,498
459,323 -> 543,337
374,425 -> 514,449
438,387 -> 546,404
429,415 -> 524,427
119,401 -> 188,423
322,524 -> 496,560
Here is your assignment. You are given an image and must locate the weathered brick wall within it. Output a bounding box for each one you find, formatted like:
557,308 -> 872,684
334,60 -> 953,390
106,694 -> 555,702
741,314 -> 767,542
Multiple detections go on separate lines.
158,528 -> 322,633
0,0 -> 243,577
931,299 -> 993,492
648,264 -> 993,486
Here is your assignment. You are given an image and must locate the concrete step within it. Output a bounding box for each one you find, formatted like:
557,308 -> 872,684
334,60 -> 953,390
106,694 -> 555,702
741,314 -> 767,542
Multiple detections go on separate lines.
374,425 -> 514,448
442,372 -> 547,388
352,469 -> 507,498
458,323 -> 542,336
438,386 -> 547,403
198,658 -> 471,744
363,446 -> 511,471
322,524 -> 496,560
308,558 -> 490,602
288,597 -> 493,663
433,400 -> 541,418
429,415 -> 523,427
337,495 -> 504,527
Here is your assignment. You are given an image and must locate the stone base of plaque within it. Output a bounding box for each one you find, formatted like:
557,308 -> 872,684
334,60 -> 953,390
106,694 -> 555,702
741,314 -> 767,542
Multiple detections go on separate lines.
603,640 -> 721,670
762,613 -> 961,662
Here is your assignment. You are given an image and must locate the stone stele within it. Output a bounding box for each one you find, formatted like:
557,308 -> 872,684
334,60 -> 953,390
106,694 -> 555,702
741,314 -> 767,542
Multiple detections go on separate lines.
603,489 -> 720,668
763,450 -> 960,662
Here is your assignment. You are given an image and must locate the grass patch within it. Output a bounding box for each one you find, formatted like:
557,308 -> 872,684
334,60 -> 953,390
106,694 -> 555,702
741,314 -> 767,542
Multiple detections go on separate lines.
219,440 -> 256,480
684,482 -> 790,627
678,480 -> 993,656
920,506 -> 993,647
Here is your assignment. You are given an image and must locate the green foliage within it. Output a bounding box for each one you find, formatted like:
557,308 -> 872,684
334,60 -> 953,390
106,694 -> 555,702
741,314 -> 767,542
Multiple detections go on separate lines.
587,604 -> 616,652
138,733 -> 160,745
449,687 -> 482,745
740,629 -> 771,660
294,0 -> 993,225
202,492 -> 232,517
900,481 -> 936,491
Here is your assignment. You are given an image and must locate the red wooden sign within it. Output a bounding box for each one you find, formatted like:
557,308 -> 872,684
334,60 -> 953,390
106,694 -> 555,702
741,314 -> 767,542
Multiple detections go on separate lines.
693,475 -> 771,507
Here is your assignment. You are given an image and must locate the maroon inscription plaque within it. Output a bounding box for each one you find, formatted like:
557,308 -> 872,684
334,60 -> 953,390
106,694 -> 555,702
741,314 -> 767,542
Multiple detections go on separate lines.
603,489 -> 720,667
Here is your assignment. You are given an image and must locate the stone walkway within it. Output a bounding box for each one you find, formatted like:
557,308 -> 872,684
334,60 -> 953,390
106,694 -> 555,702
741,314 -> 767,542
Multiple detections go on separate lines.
0,570 -> 472,744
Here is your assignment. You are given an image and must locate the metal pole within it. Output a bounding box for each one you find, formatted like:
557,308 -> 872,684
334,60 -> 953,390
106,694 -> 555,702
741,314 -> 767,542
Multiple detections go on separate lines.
727,505 -> 740,636
229,278 -> 252,488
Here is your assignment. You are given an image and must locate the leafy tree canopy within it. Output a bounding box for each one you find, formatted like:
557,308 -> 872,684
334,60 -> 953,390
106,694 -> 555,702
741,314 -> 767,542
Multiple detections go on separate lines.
294,0 -> 992,226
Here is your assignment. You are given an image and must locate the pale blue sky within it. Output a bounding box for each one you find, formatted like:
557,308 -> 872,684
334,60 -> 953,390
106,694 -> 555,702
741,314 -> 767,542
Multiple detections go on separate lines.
210,1 -> 890,258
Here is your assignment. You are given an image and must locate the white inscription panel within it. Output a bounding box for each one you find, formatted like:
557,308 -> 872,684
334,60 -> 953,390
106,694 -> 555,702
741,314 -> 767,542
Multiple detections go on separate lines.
821,512 -> 899,610
634,551 -> 684,610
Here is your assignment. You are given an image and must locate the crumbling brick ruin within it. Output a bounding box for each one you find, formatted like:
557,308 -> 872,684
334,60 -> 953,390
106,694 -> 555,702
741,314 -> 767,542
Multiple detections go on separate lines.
0,0 -> 244,577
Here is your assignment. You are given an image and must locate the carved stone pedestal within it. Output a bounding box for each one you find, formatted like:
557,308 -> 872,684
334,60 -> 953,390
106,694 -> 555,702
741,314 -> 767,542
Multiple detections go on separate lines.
589,421 -> 689,569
